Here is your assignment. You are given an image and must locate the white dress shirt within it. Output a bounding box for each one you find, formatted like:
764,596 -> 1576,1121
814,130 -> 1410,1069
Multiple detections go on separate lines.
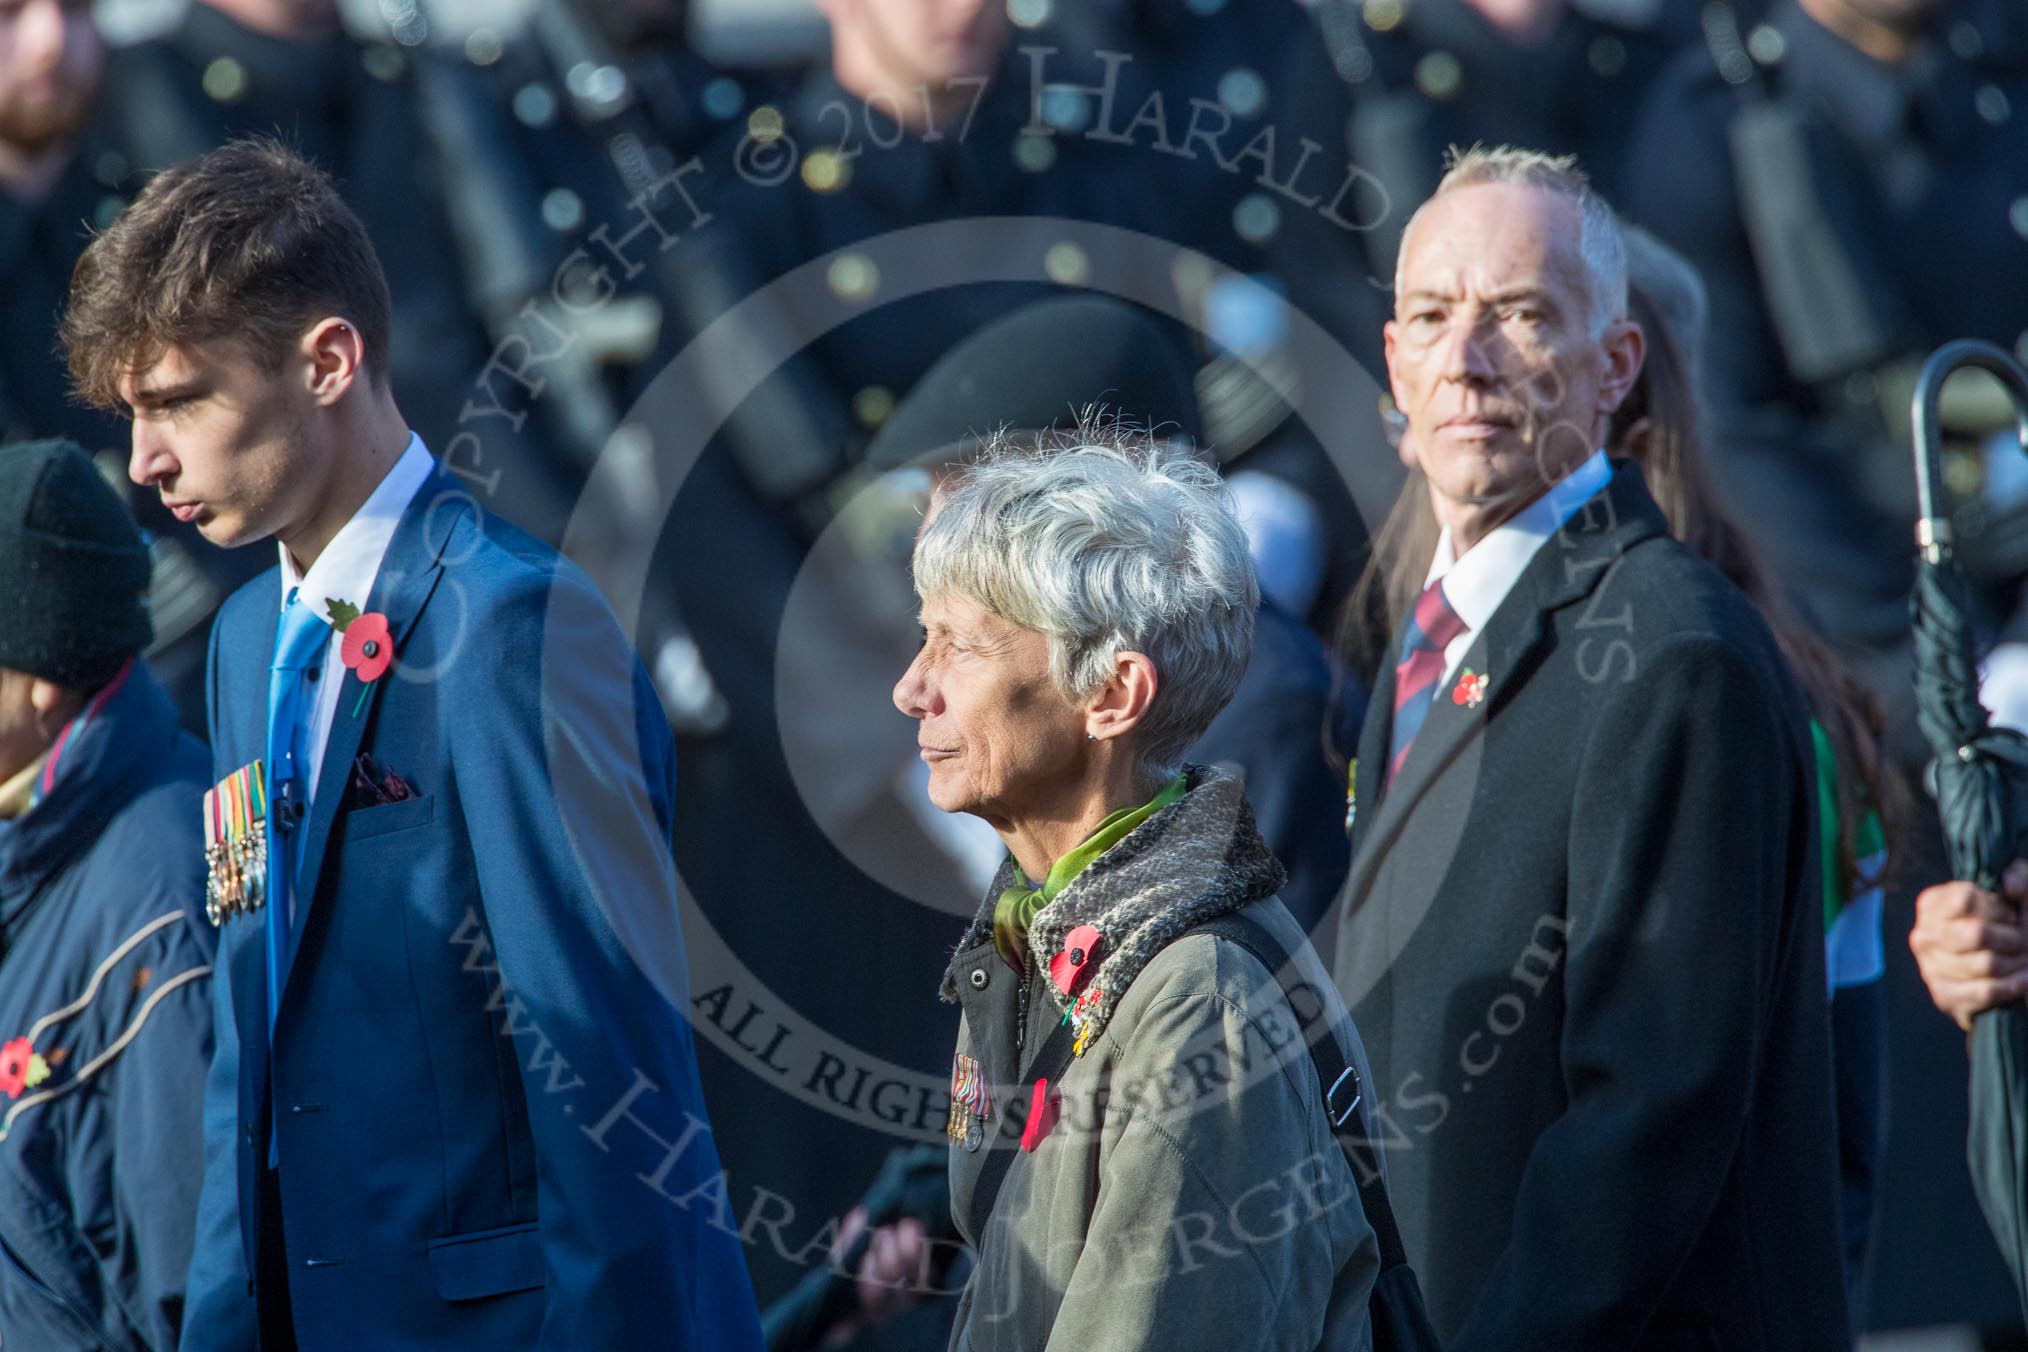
1423,450 -> 1613,683
277,433 -> 435,802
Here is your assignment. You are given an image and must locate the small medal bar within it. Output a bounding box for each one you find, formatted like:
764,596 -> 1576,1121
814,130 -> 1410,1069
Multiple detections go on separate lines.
947,1054 -> 991,1152
203,761 -> 269,926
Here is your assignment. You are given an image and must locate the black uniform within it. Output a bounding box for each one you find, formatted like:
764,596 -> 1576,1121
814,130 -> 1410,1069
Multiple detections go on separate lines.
1625,0 -> 2028,666
1021,0 -> 1320,274
1268,0 -> 1697,373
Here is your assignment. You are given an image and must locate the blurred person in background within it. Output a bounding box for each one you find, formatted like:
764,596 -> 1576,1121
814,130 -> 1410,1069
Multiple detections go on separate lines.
1269,0 -> 1700,379
0,439 -> 213,1352
1623,0 -> 2028,758
0,0 -> 252,727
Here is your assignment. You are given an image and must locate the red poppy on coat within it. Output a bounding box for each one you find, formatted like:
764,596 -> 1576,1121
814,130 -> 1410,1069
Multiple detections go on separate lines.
1048,924 -> 1103,998
341,612 -> 394,682
0,1037 -> 31,1100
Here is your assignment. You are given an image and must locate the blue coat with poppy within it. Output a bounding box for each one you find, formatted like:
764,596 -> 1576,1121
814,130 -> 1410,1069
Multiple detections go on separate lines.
179,468 -> 764,1351
0,660 -> 213,1351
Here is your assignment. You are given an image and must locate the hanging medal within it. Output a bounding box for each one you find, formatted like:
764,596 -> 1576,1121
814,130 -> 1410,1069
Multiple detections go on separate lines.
948,1053 -> 991,1152
203,761 -> 268,925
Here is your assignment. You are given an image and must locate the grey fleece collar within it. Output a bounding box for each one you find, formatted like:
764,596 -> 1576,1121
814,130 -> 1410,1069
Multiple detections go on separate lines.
938,764 -> 1286,1048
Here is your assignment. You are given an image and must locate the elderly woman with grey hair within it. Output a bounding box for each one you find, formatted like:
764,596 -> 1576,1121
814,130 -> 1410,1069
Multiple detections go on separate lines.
894,431 -> 1382,1351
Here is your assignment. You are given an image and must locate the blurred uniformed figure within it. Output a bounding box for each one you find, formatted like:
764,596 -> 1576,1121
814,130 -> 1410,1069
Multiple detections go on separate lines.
0,0 -> 254,724
1625,0 -> 2028,711
661,0 -> 1108,514
1269,0 -> 1697,375
1026,0 -> 1391,639
1019,0 -> 1319,274
484,0 -> 757,197
636,0 -> 1040,1312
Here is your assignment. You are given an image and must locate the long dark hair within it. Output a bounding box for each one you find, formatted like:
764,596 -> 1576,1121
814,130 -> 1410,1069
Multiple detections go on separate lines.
1341,286 -> 1906,898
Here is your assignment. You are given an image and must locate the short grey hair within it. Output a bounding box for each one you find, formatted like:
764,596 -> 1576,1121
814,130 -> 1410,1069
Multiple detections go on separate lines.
1395,145 -> 1629,337
911,423 -> 1257,779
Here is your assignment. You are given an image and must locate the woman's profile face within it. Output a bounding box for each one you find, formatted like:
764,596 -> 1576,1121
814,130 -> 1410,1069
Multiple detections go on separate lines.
892,590 -> 1088,827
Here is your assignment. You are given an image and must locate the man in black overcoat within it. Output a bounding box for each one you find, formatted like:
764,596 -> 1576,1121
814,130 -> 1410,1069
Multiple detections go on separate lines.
1332,146 -> 1850,1348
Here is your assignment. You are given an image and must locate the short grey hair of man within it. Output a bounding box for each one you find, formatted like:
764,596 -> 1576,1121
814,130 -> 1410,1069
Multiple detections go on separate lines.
1395,145 -> 1629,337
911,424 -> 1258,780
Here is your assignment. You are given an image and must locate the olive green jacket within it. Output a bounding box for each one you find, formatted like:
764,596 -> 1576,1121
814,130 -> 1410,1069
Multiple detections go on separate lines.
940,768 -> 1378,1351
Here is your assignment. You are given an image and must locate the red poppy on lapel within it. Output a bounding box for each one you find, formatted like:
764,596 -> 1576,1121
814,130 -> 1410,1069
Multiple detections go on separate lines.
341,612 -> 395,683
1453,669 -> 1489,709
1048,924 -> 1103,998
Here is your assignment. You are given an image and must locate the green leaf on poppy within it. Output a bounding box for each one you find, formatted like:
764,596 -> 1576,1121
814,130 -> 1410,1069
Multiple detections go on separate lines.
324,598 -> 360,632
23,1054 -> 47,1089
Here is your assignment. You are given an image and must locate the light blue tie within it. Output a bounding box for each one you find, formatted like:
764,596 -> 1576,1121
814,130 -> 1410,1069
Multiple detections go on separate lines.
264,588 -> 330,1126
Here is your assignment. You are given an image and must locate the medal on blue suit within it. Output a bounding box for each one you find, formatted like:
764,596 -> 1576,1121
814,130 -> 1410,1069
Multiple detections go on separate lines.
203,761 -> 268,925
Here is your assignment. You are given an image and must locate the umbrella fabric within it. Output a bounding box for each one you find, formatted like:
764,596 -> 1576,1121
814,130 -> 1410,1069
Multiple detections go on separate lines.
1910,563 -> 2028,893
1906,339 -> 2028,1319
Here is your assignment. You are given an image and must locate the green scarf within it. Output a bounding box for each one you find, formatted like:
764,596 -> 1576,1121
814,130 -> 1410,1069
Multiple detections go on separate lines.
992,773 -> 1188,968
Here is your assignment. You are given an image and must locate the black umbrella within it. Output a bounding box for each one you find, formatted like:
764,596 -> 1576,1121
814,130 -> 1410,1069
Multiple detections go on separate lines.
1908,338 -> 2028,1314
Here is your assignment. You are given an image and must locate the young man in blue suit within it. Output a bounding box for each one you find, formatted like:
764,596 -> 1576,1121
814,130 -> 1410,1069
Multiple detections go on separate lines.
61,138 -> 764,1352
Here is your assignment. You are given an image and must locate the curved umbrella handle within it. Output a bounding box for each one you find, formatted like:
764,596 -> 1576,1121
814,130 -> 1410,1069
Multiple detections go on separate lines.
1913,339 -> 2028,563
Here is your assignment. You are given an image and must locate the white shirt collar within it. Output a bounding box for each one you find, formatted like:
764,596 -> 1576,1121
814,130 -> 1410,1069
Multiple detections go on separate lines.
1425,450 -> 1613,634
278,433 -> 435,613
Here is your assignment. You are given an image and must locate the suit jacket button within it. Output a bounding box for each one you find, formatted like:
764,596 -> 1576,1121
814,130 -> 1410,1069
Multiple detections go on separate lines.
243,1122 -> 255,1144
969,967 -> 989,990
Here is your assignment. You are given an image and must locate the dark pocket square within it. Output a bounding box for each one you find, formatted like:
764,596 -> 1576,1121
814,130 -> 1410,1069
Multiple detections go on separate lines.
345,752 -> 417,811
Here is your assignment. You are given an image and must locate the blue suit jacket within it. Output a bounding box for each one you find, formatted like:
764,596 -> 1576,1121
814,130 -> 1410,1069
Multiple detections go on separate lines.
181,470 -> 763,1351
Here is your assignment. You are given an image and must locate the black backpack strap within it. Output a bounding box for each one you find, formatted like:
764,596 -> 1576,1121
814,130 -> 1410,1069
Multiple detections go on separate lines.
1194,913 -> 1412,1274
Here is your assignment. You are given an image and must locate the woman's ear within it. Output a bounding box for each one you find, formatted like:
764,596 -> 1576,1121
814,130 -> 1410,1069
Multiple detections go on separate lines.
1085,652 -> 1158,743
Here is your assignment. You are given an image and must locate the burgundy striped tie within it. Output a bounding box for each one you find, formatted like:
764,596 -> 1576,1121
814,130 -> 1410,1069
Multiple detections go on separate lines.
1390,579 -> 1468,781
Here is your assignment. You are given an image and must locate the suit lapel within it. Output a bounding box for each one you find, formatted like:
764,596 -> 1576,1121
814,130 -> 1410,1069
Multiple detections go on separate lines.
281,474 -> 470,979
1341,465 -> 1668,911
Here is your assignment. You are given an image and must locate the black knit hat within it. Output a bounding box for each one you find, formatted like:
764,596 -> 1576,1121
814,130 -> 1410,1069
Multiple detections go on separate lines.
0,440 -> 152,690
864,296 -> 1202,471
